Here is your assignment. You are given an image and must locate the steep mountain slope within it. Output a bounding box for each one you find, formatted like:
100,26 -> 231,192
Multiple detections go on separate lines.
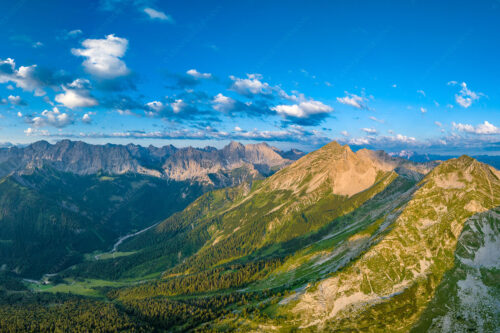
275,156 -> 500,331
0,140 -> 300,186
0,168 -> 205,278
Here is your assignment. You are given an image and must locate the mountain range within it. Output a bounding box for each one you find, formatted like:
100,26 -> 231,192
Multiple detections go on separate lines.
0,140 -> 303,185
389,150 -> 500,169
0,140 -> 498,332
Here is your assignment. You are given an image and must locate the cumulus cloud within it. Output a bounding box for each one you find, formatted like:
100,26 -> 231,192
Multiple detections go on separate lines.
272,99 -> 333,125
146,101 -> 164,112
420,107 -> 427,113
230,74 -> 272,96
27,107 -> 72,128
144,7 -> 172,21
171,99 -> 186,113
336,92 -> 368,109
362,127 -> 377,134
186,69 -> 212,79
72,34 -> 129,79
453,121 -> 499,134
24,127 -> 49,136
344,133 -> 417,148
0,58 -> 70,96
55,79 -> 98,109
451,82 -> 481,108
212,93 -> 235,112
7,95 -> 27,106
82,113 -> 93,123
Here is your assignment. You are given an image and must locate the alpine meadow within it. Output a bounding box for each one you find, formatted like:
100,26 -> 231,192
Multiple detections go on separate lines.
0,1 -> 499,332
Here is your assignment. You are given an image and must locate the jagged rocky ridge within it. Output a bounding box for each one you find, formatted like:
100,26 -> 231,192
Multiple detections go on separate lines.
0,140 -> 304,185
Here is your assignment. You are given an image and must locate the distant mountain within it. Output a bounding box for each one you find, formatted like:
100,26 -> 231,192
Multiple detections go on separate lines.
0,140 -> 302,186
389,149 -> 500,169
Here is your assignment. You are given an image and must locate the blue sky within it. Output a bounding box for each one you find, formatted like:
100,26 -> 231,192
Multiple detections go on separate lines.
0,0 -> 499,154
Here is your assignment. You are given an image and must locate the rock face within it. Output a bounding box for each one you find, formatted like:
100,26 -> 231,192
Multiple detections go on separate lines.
0,140 -> 301,184
264,141 -> 436,196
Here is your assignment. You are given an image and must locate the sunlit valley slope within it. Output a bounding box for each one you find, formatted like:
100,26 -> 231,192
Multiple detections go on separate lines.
0,140 -> 498,332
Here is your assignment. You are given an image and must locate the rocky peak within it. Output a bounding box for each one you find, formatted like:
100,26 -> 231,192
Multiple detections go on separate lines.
263,141 -> 433,197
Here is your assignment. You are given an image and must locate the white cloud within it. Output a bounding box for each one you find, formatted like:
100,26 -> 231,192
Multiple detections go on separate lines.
447,80 -> 458,86
369,116 -> 384,123
186,69 -> 212,79
17,112 -> 22,117
434,121 -> 442,127
229,74 -> 271,95
393,134 -> 417,143
420,107 -> 427,113
454,82 -> 481,108
349,137 -> 370,145
340,130 -> 349,137
72,34 -> 129,78
347,133 -> 416,147
272,100 -> 333,118
417,90 -> 426,97
234,126 -> 242,132
362,127 -> 377,134
453,121 -> 498,134
0,58 -> 47,95
30,107 -> 72,128
68,29 -> 83,37
212,93 -> 235,112
117,109 -> 134,116
82,113 -> 93,123
7,95 -> 26,105
24,127 -> 49,136
146,101 -> 164,112
55,79 -> 98,109
32,41 -> 43,48
392,84 -> 397,88
171,99 -> 186,113
143,7 -> 172,21
336,92 -> 368,109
